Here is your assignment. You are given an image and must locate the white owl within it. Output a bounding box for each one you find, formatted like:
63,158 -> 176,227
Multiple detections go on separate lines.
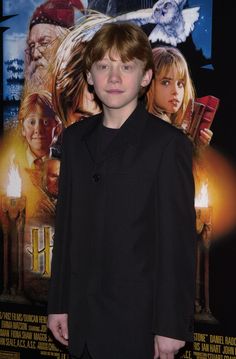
115,0 -> 200,45
77,0 -> 200,46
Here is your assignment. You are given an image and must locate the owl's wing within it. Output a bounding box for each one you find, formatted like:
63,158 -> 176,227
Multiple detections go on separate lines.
115,8 -> 154,25
78,23 -> 105,41
77,9 -> 154,42
149,25 -> 178,46
74,12 -> 113,42
182,7 -> 200,37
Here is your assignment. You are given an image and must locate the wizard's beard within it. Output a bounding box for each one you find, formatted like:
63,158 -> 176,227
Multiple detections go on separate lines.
24,57 -> 52,92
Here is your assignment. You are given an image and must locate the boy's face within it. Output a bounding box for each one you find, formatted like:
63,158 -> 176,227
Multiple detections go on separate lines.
22,105 -> 60,157
43,159 -> 60,197
153,67 -> 184,115
87,52 -> 152,114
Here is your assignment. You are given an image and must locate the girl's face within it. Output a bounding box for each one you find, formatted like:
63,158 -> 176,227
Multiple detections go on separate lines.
153,67 -> 185,115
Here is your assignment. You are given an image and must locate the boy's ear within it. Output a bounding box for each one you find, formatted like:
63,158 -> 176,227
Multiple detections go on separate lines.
141,69 -> 153,87
87,72 -> 94,86
85,88 -> 95,101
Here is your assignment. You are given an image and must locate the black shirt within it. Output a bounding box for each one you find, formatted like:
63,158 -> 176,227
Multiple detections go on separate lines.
97,123 -> 120,158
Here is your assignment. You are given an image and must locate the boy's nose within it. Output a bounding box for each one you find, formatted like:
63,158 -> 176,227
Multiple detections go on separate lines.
108,67 -> 121,83
34,120 -> 44,132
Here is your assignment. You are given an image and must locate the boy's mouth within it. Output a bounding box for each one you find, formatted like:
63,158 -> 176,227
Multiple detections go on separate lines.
106,89 -> 124,94
32,136 -> 46,140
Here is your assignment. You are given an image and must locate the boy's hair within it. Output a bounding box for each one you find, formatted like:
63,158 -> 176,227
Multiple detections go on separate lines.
19,91 -> 61,125
83,22 -> 154,95
147,46 -> 195,124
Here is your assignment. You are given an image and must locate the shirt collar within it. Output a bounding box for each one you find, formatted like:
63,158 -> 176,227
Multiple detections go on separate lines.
26,146 -> 51,168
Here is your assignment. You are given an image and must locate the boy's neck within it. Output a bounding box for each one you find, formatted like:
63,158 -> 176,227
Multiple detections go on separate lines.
102,101 -> 138,129
29,147 -> 50,159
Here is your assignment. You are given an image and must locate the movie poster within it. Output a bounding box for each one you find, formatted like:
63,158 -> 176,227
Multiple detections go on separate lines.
0,0 -> 235,358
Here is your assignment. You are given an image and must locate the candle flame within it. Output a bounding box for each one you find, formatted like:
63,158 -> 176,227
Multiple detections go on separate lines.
6,164 -> 22,197
195,182 -> 208,208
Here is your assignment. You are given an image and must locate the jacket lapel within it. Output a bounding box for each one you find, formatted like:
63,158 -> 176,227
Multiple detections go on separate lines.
82,102 -> 148,165
81,114 -> 101,163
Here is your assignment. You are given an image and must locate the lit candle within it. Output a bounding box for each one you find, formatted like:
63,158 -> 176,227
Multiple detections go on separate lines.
194,182 -> 216,322
1,163 -> 26,301
195,182 -> 212,234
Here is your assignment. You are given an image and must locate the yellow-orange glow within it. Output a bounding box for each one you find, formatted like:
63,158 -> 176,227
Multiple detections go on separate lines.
193,147 -> 236,238
6,164 -> 21,198
195,182 -> 208,208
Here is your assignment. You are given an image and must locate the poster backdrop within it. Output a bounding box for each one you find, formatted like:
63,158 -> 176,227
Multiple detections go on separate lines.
0,0 -> 236,358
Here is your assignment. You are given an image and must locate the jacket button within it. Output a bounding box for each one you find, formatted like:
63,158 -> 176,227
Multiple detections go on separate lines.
93,173 -> 101,182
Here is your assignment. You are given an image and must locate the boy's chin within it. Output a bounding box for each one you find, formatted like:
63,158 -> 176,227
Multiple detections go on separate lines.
31,146 -> 49,155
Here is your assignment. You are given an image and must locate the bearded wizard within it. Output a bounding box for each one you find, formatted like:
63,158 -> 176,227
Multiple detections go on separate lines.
24,0 -> 84,93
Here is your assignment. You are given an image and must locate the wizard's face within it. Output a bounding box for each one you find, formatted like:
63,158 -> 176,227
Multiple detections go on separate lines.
25,23 -> 60,88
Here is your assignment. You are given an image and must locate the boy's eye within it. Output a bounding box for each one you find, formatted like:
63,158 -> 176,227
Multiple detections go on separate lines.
43,119 -> 49,126
26,118 -> 36,126
122,64 -> 133,71
96,63 -> 109,70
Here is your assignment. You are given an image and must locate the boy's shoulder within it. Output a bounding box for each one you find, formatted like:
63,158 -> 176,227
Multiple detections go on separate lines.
143,110 -> 193,154
63,113 -> 101,140
146,111 -> 187,140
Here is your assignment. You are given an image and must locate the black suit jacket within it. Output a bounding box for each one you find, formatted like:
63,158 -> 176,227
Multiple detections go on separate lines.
48,103 -> 196,359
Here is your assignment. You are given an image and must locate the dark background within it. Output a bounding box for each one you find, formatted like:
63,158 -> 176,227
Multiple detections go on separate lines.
205,2 -> 236,334
0,1 -> 236,357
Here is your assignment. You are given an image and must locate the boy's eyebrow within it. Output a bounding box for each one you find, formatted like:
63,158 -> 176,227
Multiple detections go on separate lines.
25,115 -> 55,120
97,56 -> 116,62
96,56 -> 136,63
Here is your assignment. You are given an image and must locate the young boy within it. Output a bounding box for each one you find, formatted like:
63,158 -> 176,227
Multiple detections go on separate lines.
19,92 -> 62,169
47,23 -> 196,359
